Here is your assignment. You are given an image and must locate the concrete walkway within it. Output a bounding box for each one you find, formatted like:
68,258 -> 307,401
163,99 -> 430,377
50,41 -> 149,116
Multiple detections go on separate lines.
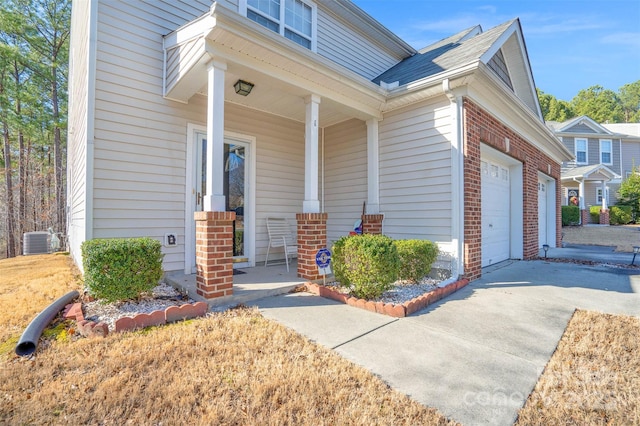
255,259 -> 640,425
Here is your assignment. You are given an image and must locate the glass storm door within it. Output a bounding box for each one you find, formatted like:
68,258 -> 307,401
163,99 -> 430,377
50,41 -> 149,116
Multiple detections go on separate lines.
195,134 -> 248,262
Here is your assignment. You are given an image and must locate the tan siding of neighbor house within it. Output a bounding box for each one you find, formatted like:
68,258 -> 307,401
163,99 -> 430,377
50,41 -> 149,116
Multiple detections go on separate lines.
323,119 -> 368,246
621,141 -> 640,177
379,96 -> 453,244
67,0 -> 92,267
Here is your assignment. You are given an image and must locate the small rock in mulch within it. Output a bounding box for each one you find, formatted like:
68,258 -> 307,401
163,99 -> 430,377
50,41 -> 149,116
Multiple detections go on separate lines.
325,277 -> 442,305
83,283 -> 194,332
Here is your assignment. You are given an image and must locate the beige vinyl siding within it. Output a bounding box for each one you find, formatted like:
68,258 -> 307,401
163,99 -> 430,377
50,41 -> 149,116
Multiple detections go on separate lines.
379,96 -> 453,243
67,0 -> 92,267
91,1 -> 214,271
323,119 -> 368,245
225,103 -> 305,264
165,37 -> 205,94
317,8 -> 402,80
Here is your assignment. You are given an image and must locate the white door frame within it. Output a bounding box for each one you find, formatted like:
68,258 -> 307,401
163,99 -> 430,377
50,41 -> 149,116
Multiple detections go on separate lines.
185,124 -> 256,274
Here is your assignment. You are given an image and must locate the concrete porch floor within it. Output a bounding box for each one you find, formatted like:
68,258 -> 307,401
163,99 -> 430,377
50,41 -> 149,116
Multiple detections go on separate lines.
165,260 -> 308,310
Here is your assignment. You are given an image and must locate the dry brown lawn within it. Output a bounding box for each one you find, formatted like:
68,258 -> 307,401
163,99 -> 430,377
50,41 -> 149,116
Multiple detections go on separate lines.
0,254 -> 81,350
0,255 -> 454,425
517,310 -> 640,425
2,255 -> 638,425
562,224 -> 640,252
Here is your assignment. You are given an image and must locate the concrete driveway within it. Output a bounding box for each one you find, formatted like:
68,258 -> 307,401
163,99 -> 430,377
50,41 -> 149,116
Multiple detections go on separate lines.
256,259 -> 640,425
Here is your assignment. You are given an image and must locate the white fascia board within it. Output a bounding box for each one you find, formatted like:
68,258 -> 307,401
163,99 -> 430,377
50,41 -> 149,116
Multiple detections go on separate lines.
470,66 -> 573,162
382,62 -> 479,112
213,6 -> 388,97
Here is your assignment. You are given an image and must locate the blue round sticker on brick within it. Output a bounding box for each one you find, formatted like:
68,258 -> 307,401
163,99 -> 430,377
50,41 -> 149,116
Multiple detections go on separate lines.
315,248 -> 331,268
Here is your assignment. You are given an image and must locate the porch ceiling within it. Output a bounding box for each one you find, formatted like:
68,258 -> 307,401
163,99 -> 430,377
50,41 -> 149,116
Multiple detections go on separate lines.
163,3 -> 386,127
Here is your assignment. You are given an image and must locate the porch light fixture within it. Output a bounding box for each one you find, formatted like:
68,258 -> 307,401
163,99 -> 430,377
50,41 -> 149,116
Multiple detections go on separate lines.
234,80 -> 254,96
632,246 -> 640,266
542,244 -> 550,259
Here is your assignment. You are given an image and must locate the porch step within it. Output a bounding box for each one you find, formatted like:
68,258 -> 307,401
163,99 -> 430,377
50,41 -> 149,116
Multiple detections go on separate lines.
164,269 -> 304,311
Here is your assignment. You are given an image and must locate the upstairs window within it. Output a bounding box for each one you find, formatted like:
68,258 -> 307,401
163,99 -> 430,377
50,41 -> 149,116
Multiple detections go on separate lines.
575,138 -> 587,164
243,0 -> 316,50
600,139 -> 612,165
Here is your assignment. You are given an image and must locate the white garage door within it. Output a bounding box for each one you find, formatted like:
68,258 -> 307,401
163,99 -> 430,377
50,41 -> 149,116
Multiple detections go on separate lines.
538,180 -> 547,248
481,160 -> 510,267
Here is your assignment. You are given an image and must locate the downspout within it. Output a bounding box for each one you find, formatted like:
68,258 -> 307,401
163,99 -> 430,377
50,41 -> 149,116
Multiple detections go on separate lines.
443,79 -> 465,279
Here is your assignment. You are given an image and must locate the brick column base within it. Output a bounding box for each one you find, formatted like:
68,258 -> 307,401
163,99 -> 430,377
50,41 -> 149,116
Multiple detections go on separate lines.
194,211 -> 236,299
296,213 -> 328,281
599,209 -> 610,225
362,214 -> 384,235
580,209 -> 589,226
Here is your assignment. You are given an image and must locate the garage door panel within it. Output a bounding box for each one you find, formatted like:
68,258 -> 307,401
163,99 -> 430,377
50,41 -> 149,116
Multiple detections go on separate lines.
481,160 -> 510,267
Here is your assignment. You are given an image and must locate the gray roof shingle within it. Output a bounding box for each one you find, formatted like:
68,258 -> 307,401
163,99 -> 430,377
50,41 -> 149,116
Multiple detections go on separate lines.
372,19 -> 517,86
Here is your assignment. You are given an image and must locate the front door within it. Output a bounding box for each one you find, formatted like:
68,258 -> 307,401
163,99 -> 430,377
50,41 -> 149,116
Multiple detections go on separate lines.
194,132 -> 250,269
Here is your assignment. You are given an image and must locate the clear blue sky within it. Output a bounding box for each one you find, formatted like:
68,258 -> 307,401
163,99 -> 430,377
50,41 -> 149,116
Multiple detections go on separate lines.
352,0 -> 640,101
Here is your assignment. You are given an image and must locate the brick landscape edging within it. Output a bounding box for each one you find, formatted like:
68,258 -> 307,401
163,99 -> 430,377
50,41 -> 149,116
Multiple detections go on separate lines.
305,278 -> 470,318
63,301 -> 209,337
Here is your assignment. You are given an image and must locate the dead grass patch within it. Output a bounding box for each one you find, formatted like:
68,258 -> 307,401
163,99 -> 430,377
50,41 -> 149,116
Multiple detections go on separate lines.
0,254 -> 82,349
1,308 -> 455,425
517,310 -> 640,425
1,254 -> 455,425
562,225 -> 640,252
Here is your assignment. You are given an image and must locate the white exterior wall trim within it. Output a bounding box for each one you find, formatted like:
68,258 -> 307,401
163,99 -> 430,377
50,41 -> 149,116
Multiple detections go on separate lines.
85,0 -> 99,246
442,78 -> 465,278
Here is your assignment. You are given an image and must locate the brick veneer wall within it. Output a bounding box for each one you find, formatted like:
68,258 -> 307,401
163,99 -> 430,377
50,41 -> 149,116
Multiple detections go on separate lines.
296,213 -> 328,280
194,211 -> 236,299
362,214 -> 384,235
463,99 -> 561,280
599,209 -> 610,225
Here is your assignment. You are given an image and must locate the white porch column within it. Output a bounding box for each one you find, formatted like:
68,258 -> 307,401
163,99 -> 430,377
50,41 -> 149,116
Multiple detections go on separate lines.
366,118 -> 380,214
601,181 -> 608,210
204,59 -> 227,212
578,179 -> 585,210
303,95 -> 321,213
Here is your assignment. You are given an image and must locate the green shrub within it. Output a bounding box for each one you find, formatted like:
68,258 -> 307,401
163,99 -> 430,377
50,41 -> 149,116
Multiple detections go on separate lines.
332,234 -> 400,300
394,239 -> 439,283
610,205 -> 633,225
81,237 -> 164,303
561,205 -> 580,226
589,205 -> 601,223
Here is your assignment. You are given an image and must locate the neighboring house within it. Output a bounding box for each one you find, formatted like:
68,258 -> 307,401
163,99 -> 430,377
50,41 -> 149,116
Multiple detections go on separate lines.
67,0 -> 570,298
548,116 -> 640,224
602,123 -> 640,179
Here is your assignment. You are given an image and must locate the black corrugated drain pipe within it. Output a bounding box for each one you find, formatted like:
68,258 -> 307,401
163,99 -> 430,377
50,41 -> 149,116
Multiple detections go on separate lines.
15,290 -> 80,357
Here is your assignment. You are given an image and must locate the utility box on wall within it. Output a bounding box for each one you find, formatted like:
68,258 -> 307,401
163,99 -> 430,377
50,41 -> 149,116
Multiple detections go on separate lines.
164,233 -> 177,247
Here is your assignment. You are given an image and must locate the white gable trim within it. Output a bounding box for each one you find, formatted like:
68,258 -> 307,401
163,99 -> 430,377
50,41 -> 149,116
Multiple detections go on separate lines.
557,115 -> 615,135
479,19 -> 542,120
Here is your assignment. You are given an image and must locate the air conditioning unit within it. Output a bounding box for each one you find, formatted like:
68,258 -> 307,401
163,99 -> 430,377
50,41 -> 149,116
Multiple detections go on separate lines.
23,232 -> 50,255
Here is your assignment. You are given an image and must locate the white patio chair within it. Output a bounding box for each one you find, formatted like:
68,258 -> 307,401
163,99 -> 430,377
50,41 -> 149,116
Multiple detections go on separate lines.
265,217 -> 297,272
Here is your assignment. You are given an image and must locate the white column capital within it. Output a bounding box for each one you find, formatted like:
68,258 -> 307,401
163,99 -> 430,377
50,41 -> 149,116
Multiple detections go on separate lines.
304,94 -> 321,105
207,58 -> 227,72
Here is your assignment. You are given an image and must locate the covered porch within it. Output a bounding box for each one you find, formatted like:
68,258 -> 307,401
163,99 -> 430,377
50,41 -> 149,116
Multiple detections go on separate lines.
561,164 -> 620,225
163,4 -> 387,299
165,261 -> 303,308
